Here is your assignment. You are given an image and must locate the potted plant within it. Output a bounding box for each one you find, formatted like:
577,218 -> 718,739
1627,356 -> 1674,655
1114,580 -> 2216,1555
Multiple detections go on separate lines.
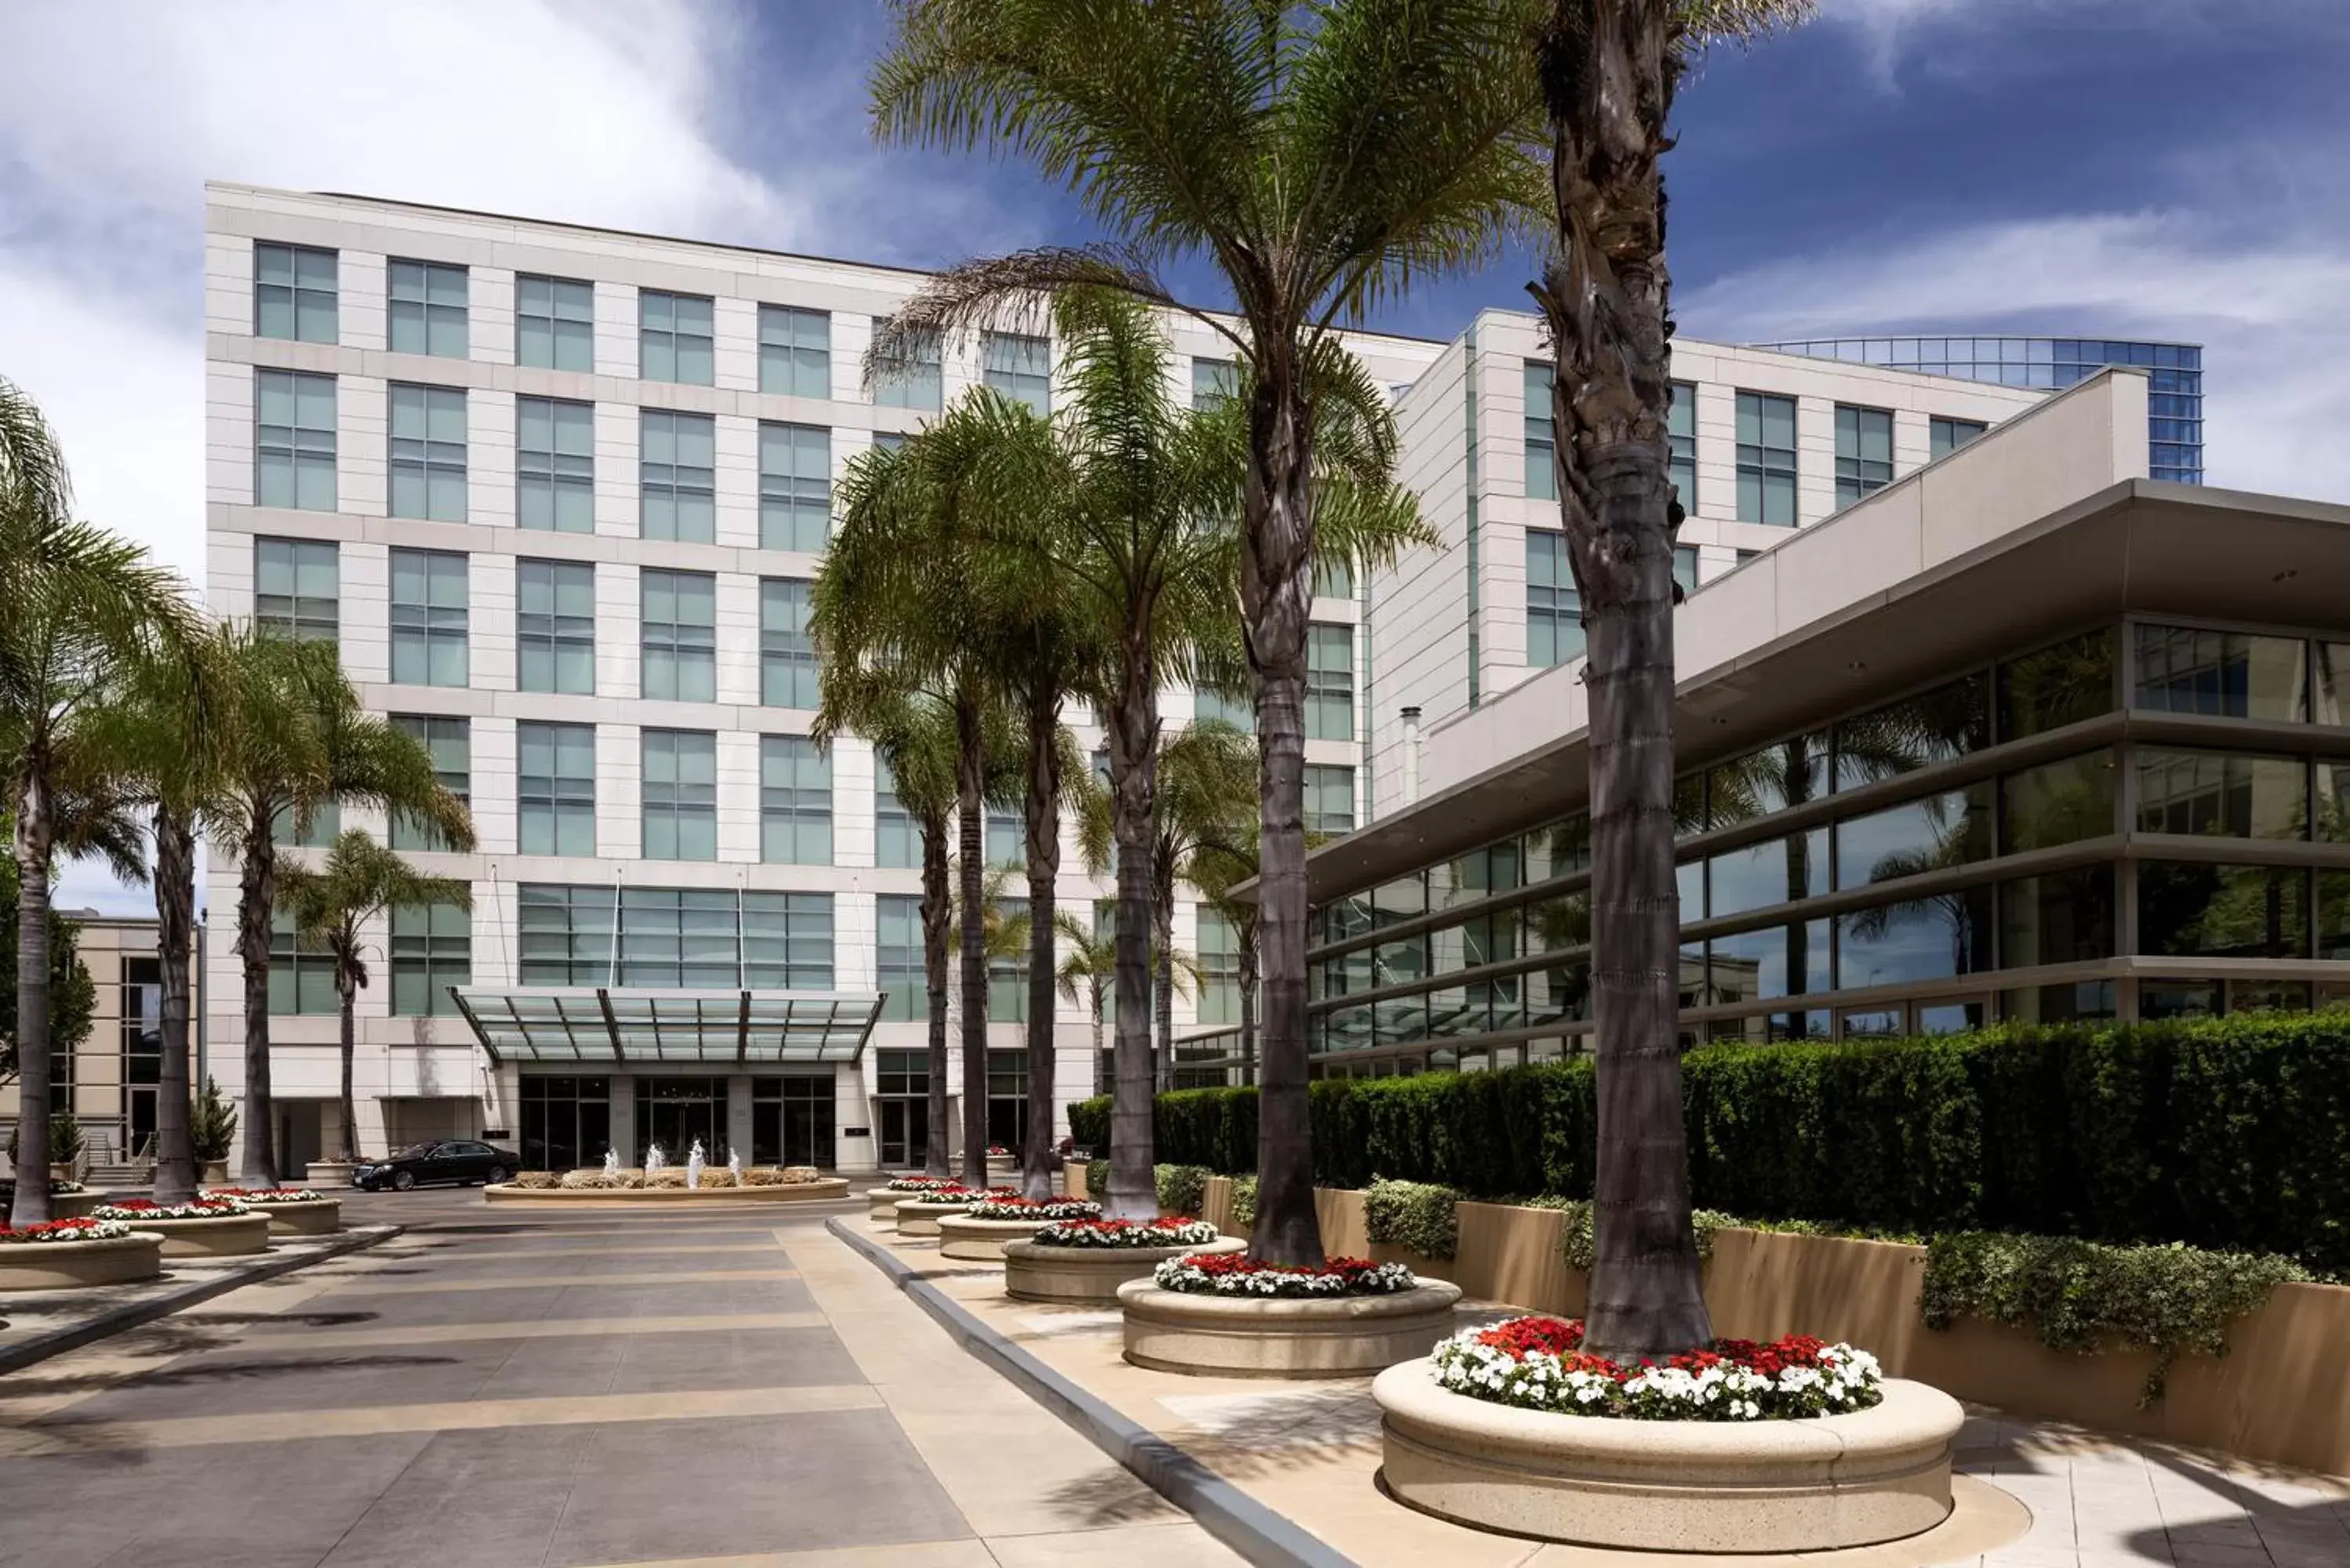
191,1076 -> 238,1185
8,1109 -> 85,1185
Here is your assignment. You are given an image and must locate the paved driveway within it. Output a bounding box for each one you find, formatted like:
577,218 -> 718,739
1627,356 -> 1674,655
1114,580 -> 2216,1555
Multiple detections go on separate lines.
0,1189 -> 1234,1568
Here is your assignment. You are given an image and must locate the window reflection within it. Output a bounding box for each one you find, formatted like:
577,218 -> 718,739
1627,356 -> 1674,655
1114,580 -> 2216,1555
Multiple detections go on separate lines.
1524,816 -> 1590,880
2323,872 -> 2350,960
2133,624 -> 2305,721
1709,732 -> 1829,826
1836,885 -> 1993,989
1835,783 -> 1992,890
1916,1000 -> 1988,1035
1835,673 -> 1989,789
2135,749 -> 2306,840
1999,628 -> 2116,740
1999,980 -> 2116,1022
1999,868 -> 2115,967
1708,829 -> 1829,918
2138,862 -> 2308,958
2315,643 -> 2350,726
1999,750 -> 2116,853
1696,920 -> 1832,1004
1525,893 -> 1589,953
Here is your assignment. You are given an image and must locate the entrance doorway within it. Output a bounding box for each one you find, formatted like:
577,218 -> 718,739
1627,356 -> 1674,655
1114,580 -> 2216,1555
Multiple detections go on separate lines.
878,1098 -> 928,1167
634,1076 -> 724,1164
276,1102 -> 324,1173
752,1076 -> 834,1167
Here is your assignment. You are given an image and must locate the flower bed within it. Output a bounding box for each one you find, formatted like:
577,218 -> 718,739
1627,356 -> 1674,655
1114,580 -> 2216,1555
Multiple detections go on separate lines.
891,1186 -> 1017,1236
1429,1316 -> 1884,1422
964,1197 -> 1099,1221
88,1198 -> 271,1258
94,1197 -> 252,1221
882,1174 -> 959,1193
205,1187 -> 342,1235
1151,1252 -> 1419,1298
203,1187 -> 331,1203
0,1217 -> 132,1243
1034,1217 -> 1220,1248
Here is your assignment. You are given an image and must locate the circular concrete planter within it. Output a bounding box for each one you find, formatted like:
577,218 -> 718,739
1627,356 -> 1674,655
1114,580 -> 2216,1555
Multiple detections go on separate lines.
482,1178 -> 850,1205
48,1190 -> 99,1221
935,1213 -> 1062,1261
305,1161 -> 358,1189
893,1196 -> 982,1237
1117,1276 -> 1463,1378
131,1212 -> 273,1258
985,1158 -> 1019,1185
0,1232 -> 165,1290
242,1196 -> 343,1236
870,1188 -> 946,1221
1373,1363 -> 1963,1552
1003,1235 -> 1246,1303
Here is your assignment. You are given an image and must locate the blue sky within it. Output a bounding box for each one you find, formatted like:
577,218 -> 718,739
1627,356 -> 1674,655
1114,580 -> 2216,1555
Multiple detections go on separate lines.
2,0 -> 2345,912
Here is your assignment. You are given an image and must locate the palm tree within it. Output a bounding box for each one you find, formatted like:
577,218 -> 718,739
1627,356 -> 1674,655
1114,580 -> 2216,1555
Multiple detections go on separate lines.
1,377 -> 200,1224
1186,825 -> 1266,1084
1529,0 -> 1813,1361
869,0 -> 1542,1263
275,830 -> 471,1165
215,630 -> 473,1185
1053,909 -> 1116,1094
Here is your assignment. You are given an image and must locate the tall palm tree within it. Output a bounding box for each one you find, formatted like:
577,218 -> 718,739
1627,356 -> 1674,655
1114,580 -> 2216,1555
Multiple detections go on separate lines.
869,0 -> 1542,1262
1053,909 -> 1116,1094
1,377 -> 200,1224
1530,0 -> 1813,1361
1186,824 -> 1266,1084
275,830 -> 471,1166
215,630 -> 473,1185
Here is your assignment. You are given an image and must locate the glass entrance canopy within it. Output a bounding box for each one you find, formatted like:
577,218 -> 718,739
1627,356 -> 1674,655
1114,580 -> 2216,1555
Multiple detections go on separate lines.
451,986 -> 883,1066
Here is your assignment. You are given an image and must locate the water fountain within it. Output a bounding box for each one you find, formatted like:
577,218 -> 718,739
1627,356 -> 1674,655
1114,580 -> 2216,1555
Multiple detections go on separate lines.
601,1148 -> 620,1179
728,1149 -> 742,1184
645,1143 -> 667,1174
686,1138 -> 706,1190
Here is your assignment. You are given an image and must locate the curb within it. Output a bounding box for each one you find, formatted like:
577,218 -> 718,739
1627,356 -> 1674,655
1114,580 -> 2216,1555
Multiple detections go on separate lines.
0,1224 -> 402,1377
827,1215 -> 1358,1568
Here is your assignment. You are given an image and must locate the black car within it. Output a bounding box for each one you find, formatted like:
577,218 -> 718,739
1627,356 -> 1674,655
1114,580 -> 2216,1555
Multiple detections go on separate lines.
353,1140 -> 517,1191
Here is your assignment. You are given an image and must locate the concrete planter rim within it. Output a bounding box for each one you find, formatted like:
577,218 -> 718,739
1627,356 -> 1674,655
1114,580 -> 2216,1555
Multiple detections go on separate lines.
936,1214 -> 1056,1235
894,1196 -> 988,1217
114,1212 -> 268,1230
1118,1276 -> 1463,1322
0,1230 -> 165,1258
1003,1235 -> 1244,1264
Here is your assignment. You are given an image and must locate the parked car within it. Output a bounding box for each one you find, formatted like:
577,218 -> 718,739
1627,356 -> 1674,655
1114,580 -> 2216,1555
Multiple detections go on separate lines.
352,1140 -> 518,1191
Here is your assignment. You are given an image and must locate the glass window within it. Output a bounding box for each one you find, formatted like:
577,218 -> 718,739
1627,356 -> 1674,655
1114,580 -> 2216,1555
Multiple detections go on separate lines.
517,397 -> 594,532
1707,829 -> 1829,918
1834,405 -> 1894,507
1192,357 -> 1238,410
389,547 -> 467,687
272,797 -> 339,849
1999,627 -> 2116,739
2140,863 -> 2308,959
267,912 -> 339,1014
1313,554 -> 1354,601
253,242 -> 336,343
517,560 -> 595,695
986,808 -> 1023,868
1735,391 -> 1797,526
1673,545 -> 1698,596
1197,908 -> 1240,1025
758,304 -> 831,398
759,422 -> 830,550
1305,765 -> 1355,835
390,901 -> 470,1016
1835,673 -> 1989,789
1999,867 -> 2115,967
982,330 -> 1051,416
1306,624 -> 1354,741
517,721 -> 597,856
1524,361 -> 1555,501
1669,382 -> 1697,511
1524,816 -> 1591,883
2314,643 -> 2350,726
1195,684 -> 1254,730
760,579 -> 819,709
638,409 -> 716,543
641,568 -> 717,703
254,536 -> 338,643
1836,887 -> 1993,989
1930,416 -> 1986,459
1708,733 -> 1829,826
2319,759 -> 2350,845
989,895 -> 1030,1021
1836,782 -> 1992,890
1999,750 -> 2116,853
517,884 -> 611,985
2137,749 -> 2307,840
874,320 -> 943,411
639,289 -> 714,385
1526,529 -> 1581,668
516,274 -> 594,372
389,715 -> 470,853
255,368 -> 337,511
387,383 -> 468,521
2133,624 -> 2306,722
2000,980 -> 2116,1024
2319,872 -> 2350,960
622,890 -> 738,988
875,758 -> 920,869
1695,921 -> 1831,1005
641,729 -> 717,861
877,895 -> 926,1021
387,259 -> 467,358
761,735 -> 833,865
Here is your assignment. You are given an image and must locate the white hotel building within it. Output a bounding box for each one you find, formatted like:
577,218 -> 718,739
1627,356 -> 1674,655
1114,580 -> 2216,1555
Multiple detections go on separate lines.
199,184 -> 2053,1172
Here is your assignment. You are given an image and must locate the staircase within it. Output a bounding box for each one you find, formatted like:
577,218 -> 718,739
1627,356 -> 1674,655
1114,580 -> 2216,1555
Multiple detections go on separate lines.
82,1160 -> 148,1191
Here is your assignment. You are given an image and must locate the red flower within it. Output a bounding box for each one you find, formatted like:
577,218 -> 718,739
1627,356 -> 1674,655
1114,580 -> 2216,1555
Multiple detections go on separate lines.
1466,1318 -> 1850,1386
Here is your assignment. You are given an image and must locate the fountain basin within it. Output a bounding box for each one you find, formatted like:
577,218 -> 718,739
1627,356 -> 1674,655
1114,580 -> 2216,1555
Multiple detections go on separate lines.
484,1179 -> 849,1205
1002,1235 -> 1248,1302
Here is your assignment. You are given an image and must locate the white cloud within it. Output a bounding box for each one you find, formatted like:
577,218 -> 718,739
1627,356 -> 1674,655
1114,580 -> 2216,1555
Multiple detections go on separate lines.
1680,210 -> 2350,502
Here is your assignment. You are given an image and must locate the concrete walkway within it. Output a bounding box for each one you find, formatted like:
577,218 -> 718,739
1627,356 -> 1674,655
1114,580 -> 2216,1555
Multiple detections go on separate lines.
0,1191 -> 1237,1568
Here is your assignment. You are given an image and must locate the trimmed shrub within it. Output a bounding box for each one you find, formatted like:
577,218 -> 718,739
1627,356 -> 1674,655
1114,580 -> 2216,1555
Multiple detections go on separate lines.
1364,1177 -> 1461,1260
1156,1163 -> 1210,1217
1069,1098 -> 1110,1152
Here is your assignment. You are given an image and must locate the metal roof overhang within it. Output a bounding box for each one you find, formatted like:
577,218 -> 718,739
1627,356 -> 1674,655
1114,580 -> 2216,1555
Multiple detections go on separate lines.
450,986 -> 885,1067
1283,481 -> 2350,904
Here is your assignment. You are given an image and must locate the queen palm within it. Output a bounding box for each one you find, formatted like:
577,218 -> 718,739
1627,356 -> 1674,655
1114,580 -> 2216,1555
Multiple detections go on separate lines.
869,1 -> 1542,1261
216,629 -> 473,1185
275,830 -> 472,1166
1530,0 -> 1814,1359
1052,911 -> 1116,1094
2,376 -> 201,1225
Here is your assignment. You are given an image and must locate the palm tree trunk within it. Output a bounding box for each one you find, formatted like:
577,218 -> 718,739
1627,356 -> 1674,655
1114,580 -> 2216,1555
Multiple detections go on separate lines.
151,805 -> 199,1203
9,772 -> 56,1226
1153,872 -> 1175,1092
1019,681 -> 1062,1203
336,963 -> 359,1164
1238,921 -> 1259,1088
1249,645 -> 1323,1265
1534,0 -> 1710,1364
1089,983 -> 1105,1094
235,805 -> 280,1186
1102,666 -> 1160,1219
919,811 -> 953,1178
954,695 -> 988,1187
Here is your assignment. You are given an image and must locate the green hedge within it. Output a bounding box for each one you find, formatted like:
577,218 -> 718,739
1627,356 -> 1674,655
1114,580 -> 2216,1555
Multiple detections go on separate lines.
1070,1016 -> 2350,1272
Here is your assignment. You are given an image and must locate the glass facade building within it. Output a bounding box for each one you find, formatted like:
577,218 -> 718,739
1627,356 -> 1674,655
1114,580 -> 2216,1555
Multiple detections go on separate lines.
1755,336 -> 2203,485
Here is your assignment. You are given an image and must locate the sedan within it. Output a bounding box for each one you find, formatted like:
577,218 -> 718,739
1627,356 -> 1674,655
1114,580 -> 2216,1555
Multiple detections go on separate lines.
352,1140 -> 518,1191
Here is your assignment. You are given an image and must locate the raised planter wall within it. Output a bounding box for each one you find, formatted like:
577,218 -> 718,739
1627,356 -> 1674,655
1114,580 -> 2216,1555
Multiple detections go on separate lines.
244,1198 -> 343,1236
136,1212 -> 273,1258
0,1232 -> 165,1290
